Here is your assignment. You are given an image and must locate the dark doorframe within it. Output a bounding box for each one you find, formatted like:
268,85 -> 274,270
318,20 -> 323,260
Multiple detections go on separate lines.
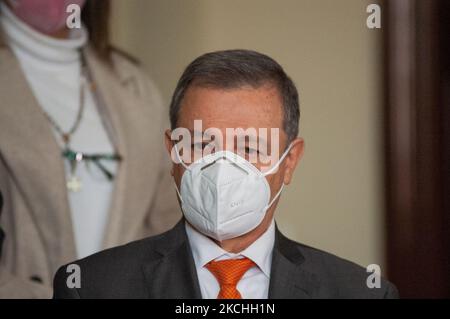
383,0 -> 450,298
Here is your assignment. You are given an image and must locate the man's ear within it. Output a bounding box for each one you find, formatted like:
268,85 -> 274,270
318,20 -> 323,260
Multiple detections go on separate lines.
164,129 -> 173,155
283,137 -> 305,185
164,129 -> 175,176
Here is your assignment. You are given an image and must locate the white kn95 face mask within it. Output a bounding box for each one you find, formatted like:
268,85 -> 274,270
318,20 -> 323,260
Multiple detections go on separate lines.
174,143 -> 292,241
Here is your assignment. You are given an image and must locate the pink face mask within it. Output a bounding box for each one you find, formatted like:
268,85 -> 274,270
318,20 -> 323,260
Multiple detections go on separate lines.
8,0 -> 87,35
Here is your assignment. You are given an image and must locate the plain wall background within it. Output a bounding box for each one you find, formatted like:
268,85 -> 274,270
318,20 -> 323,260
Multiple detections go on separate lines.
110,0 -> 385,269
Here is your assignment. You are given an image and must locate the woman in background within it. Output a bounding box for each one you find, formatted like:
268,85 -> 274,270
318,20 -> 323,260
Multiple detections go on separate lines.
0,0 -> 180,298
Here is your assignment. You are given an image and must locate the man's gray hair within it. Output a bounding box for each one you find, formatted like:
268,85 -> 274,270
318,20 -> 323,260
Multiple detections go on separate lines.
169,49 -> 300,143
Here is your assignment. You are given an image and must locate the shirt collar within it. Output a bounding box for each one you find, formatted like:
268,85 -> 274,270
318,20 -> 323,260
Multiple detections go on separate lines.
185,219 -> 275,278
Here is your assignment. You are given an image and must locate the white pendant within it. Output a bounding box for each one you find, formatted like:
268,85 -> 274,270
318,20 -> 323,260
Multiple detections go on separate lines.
67,175 -> 82,192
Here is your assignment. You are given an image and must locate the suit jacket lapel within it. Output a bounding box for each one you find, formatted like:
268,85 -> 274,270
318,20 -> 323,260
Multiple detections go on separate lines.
269,227 -> 320,299
141,221 -> 319,299
142,220 -> 202,298
84,48 -> 164,249
0,48 -> 77,269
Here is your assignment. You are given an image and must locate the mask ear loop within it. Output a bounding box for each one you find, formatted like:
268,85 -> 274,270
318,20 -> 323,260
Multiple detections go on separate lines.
172,143 -> 189,203
266,183 -> 285,209
174,182 -> 183,203
263,142 -> 294,209
262,143 -> 294,176
173,143 -> 190,170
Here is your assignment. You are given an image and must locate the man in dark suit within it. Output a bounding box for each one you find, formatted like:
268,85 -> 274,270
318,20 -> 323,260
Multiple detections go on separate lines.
53,50 -> 398,299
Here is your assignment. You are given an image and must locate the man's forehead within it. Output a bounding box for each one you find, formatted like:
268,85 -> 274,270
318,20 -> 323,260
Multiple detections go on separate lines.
177,86 -> 284,127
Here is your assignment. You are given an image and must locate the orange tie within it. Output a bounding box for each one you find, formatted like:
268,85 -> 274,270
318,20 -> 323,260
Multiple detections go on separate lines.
206,257 -> 256,299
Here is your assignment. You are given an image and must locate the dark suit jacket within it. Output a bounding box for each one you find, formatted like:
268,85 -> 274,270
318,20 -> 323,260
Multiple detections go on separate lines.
53,219 -> 399,299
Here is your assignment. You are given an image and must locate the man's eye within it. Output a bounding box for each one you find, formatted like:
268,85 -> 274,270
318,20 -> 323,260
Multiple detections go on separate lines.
192,143 -> 207,150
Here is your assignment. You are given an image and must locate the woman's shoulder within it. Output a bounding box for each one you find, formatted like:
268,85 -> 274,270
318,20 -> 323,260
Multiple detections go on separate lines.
110,46 -> 141,68
108,46 -> 146,81
106,46 -> 162,101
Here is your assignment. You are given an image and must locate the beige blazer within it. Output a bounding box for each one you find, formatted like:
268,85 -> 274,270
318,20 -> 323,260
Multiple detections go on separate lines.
0,41 -> 181,298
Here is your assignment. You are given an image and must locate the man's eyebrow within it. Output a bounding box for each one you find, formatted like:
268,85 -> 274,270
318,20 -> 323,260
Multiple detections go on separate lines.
187,129 -> 200,135
235,132 -> 268,146
182,129 -> 273,145
184,130 -> 216,141
189,130 -> 211,139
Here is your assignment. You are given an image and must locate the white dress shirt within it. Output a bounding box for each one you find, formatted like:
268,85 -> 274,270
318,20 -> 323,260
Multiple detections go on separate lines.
0,3 -> 117,259
185,220 -> 275,299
